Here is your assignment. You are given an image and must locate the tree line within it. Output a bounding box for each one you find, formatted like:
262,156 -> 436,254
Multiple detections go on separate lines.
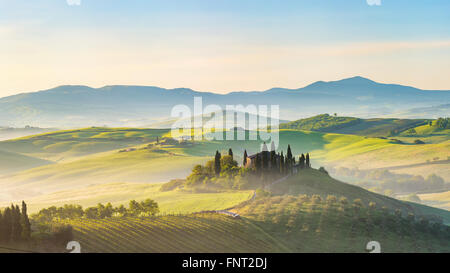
33,199 -> 160,222
241,143 -> 311,176
0,201 -> 31,244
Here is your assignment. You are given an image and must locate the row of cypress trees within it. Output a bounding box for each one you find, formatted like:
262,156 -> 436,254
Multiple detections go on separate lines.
0,201 -> 31,243
242,143 -> 311,175
213,144 -> 311,177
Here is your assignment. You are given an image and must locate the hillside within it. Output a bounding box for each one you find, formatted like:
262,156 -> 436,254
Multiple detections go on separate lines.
60,170 -> 450,253
0,127 -> 56,141
1,182 -> 254,214
279,114 -> 428,137
1,127 -> 448,202
66,214 -> 286,253
419,191 -> 450,211
234,194 -> 450,253
0,127 -> 169,162
0,150 -> 52,175
1,77 -> 449,128
264,169 -> 450,224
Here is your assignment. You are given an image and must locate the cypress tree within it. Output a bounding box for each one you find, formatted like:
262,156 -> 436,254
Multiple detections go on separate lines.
286,145 -> 293,173
270,141 -> 276,152
270,150 -> 276,171
261,142 -> 269,171
280,152 -> 285,174
0,211 -> 4,242
21,201 -> 31,241
228,148 -> 233,159
300,154 -> 305,168
306,153 -> 310,168
2,207 -> 12,243
255,153 -> 262,174
11,205 -> 22,242
243,150 -> 248,167
214,151 -> 221,176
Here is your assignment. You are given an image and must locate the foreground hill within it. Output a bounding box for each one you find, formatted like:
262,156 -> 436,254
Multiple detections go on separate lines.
62,171 -> 450,253
65,210 -> 449,253
233,193 -> 449,253
67,214 -> 286,253
1,77 -> 449,127
265,169 -> 450,224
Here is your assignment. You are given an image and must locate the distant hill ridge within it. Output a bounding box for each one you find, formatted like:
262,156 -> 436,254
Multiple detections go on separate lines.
279,114 -> 431,137
1,76 -> 449,128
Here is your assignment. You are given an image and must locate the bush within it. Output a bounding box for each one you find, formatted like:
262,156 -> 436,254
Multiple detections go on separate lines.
318,166 -> 329,175
326,195 -> 337,204
51,224 -> 73,246
160,179 -> 185,191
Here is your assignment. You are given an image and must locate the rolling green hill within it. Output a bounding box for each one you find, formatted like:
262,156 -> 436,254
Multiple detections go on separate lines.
0,150 -> 52,175
3,182 -> 254,214
419,191 -> 450,211
0,127 -> 169,162
279,114 -> 428,137
266,169 -> 450,224
233,193 -> 450,253
1,128 -> 448,201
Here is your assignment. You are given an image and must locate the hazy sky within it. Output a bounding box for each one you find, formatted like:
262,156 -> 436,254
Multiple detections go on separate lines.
1,0 -> 449,97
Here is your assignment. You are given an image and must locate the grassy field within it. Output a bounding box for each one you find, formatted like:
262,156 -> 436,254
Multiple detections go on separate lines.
1,127 -> 448,210
0,127 -> 169,162
419,191 -> 450,211
3,182 -> 254,214
279,114 -> 428,137
0,150 -> 52,174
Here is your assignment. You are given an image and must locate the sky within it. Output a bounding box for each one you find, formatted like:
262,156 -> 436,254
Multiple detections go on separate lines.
0,0 -> 449,97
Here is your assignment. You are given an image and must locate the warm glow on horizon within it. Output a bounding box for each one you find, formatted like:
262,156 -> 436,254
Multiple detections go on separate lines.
1,0 -> 449,96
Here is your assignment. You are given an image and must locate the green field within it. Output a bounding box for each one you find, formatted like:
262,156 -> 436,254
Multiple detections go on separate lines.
0,150 -> 52,174
3,182 -> 253,214
1,127 -> 449,203
279,114 -> 429,137
419,191 -> 450,211
0,127 -> 169,162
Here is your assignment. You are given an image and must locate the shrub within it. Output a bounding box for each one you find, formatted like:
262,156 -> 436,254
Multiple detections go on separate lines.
318,166 -> 329,175
326,195 -> 337,204
51,224 -> 73,246
160,179 -> 185,191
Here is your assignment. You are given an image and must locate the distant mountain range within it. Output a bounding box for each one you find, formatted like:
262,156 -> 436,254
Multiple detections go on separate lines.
0,76 -> 448,128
